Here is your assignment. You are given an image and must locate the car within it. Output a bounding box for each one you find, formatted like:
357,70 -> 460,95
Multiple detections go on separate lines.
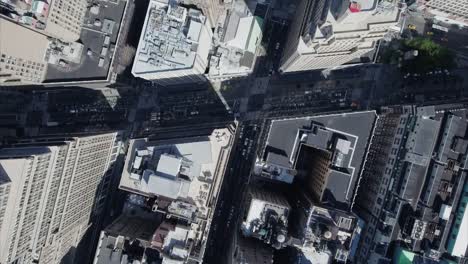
426,31 -> 434,36
408,24 -> 416,30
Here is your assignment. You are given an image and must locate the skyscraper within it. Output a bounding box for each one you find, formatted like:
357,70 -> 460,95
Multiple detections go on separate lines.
0,132 -> 122,264
131,0 -> 213,85
280,0 -> 400,73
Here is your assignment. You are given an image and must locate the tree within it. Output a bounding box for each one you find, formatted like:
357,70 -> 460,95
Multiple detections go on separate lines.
402,38 -> 455,73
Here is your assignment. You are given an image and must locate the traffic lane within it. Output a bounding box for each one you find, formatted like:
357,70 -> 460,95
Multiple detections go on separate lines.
204,162 -> 249,261
204,124 -> 259,263
204,137 -> 244,257
268,20 -> 289,71
216,154 -> 255,258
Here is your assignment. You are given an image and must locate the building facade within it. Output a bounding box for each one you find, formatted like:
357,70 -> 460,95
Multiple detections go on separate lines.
298,146 -> 333,203
0,132 -> 122,264
232,235 -> 274,264
280,0 -> 400,73
45,0 -> 88,42
0,18 -> 49,85
425,0 -> 468,24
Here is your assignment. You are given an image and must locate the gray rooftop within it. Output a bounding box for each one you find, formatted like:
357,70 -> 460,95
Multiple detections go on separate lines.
264,111 -> 377,204
326,170 -> 352,203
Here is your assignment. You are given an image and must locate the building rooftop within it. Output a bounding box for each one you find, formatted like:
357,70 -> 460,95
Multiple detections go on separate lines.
0,18 -> 49,83
208,0 -> 264,78
150,220 -> 194,263
0,18 -> 49,64
361,105 -> 468,262
326,0 -> 398,32
302,206 -> 361,263
257,111 -> 376,206
120,129 -> 232,219
241,188 -> 290,249
94,231 -> 161,264
117,128 -> 232,263
291,190 -> 363,264
132,0 -> 210,76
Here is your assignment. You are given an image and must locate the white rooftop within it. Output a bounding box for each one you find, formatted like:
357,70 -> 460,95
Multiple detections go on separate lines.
132,0 -> 208,74
120,129 -> 232,215
243,189 -> 290,229
157,154 -> 182,179
301,248 -> 332,264
161,225 -> 190,264
208,0 -> 263,78
141,169 -> 190,199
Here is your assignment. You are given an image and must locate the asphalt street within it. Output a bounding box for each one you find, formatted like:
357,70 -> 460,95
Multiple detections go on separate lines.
203,121 -> 261,264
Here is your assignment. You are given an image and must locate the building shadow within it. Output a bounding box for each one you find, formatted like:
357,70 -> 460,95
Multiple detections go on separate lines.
62,136 -> 127,264
0,86 -> 137,143
129,79 -> 234,141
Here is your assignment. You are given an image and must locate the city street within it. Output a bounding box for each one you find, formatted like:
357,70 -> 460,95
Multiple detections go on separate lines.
203,121 -> 261,264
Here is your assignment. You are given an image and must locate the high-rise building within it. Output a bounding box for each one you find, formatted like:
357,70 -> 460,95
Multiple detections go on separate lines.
298,145 -> 333,203
255,111 -> 376,209
131,0 -> 213,85
425,0 -> 468,24
280,0 -> 400,73
0,18 -> 49,85
0,132 -> 122,264
117,128 -> 233,263
44,0 -> 87,42
291,190 -> 363,263
241,187 -> 290,249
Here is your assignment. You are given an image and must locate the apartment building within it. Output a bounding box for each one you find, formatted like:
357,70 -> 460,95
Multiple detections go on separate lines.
280,0 -> 400,73
0,132 -> 122,264
241,187 -> 291,249
355,105 -> 468,263
0,18 -> 49,85
426,0 -> 468,23
45,0 -> 88,42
